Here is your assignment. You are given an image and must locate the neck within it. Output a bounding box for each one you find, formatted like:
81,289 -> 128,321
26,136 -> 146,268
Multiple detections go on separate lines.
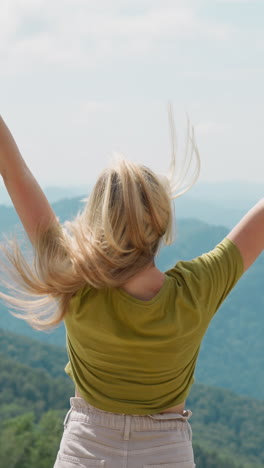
121,264 -> 165,300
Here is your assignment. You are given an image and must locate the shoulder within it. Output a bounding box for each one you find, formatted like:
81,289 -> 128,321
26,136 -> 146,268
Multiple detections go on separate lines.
193,238 -> 244,317
165,237 -> 244,316
166,238 -> 243,279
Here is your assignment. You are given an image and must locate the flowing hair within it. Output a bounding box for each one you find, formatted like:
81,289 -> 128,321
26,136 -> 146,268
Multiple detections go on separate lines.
0,104 -> 200,330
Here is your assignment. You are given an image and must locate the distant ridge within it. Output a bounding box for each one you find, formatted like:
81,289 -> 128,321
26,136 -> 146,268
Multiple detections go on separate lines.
0,179 -> 263,209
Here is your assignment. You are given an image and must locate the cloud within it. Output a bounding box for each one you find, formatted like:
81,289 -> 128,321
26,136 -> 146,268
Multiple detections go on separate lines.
0,0 -> 235,74
195,121 -> 229,137
216,0 -> 261,3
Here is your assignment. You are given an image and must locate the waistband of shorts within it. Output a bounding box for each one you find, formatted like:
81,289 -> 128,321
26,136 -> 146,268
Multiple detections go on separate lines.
66,397 -> 192,432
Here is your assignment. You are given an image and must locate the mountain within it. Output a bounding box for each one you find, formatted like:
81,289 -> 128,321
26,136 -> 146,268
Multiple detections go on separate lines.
0,184 -> 90,206
0,328 -> 68,378
189,180 -> 263,209
175,195 -> 245,228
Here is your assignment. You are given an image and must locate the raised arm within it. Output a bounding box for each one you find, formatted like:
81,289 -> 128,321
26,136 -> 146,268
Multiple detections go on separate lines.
227,199 -> 264,272
0,116 -> 58,244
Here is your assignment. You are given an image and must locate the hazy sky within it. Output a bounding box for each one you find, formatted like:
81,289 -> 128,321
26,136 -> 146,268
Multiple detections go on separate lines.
1,0 -> 264,188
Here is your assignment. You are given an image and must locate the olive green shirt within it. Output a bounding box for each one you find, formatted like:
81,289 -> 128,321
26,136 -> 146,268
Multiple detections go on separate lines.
64,238 -> 244,414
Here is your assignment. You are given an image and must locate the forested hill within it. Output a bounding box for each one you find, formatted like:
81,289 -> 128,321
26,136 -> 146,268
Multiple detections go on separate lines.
0,327 -> 263,468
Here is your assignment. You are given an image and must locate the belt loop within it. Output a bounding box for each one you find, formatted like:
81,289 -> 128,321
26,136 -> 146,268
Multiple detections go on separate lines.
149,409 -> 192,422
123,415 -> 131,440
63,407 -> 73,428
183,409 -> 192,421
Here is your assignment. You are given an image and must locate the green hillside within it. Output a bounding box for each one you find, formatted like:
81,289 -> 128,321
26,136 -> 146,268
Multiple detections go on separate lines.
0,328 -> 67,378
0,328 -> 263,467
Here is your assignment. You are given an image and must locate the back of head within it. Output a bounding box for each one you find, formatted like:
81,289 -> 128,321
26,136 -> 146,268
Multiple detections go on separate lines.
67,156 -> 173,288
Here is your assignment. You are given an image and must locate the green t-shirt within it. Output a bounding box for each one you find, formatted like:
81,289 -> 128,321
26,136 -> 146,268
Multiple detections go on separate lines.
64,237 -> 244,415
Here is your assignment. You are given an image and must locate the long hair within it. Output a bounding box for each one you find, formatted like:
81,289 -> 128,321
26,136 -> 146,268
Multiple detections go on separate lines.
0,105 -> 200,330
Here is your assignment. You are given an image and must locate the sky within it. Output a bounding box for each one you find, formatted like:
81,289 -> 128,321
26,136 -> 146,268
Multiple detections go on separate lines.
1,0 -> 264,189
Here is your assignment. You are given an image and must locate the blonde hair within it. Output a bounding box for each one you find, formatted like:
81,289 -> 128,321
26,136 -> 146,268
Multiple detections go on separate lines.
0,105 -> 200,330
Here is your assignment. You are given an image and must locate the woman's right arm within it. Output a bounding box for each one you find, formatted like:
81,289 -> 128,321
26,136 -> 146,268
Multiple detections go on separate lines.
227,199 -> 264,272
0,116 -> 59,245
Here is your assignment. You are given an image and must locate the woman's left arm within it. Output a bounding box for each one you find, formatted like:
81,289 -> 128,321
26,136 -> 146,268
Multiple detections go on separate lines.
0,115 -> 59,244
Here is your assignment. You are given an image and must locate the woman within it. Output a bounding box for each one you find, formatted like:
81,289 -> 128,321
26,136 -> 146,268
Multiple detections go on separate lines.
0,110 -> 262,468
